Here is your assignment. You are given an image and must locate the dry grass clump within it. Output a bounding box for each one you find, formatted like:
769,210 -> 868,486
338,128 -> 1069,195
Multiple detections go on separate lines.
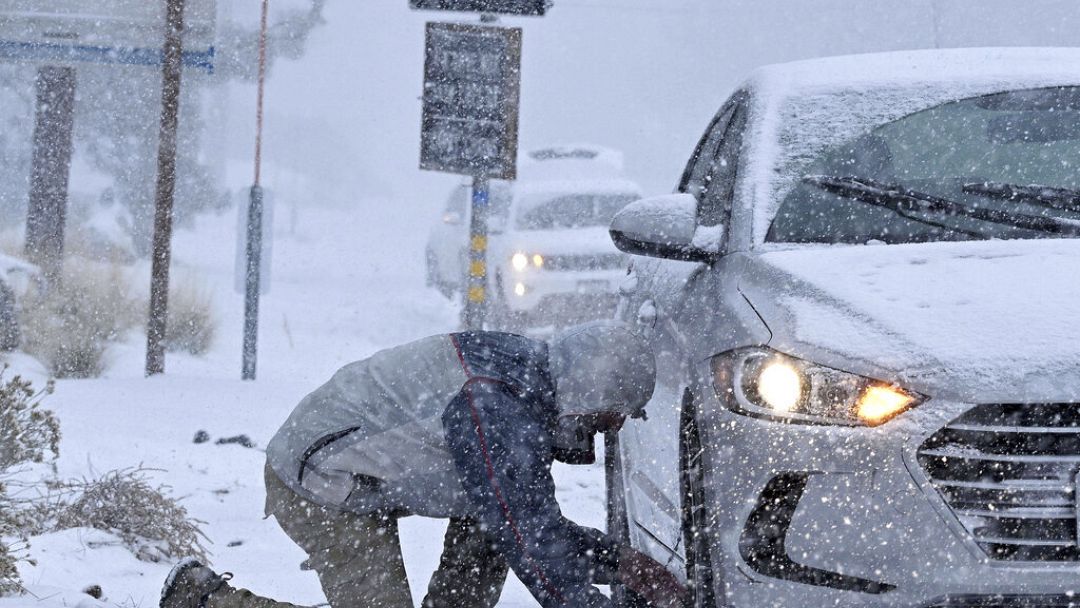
162,277 -> 217,356
19,259 -> 138,378
43,468 -> 210,564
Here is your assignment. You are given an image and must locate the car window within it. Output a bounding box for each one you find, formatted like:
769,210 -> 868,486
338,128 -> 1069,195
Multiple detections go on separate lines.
679,92 -> 748,227
515,193 -> 640,230
768,86 -> 1080,244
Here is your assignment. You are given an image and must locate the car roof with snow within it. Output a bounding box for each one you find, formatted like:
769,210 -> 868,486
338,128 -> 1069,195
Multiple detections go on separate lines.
746,47 -> 1080,96
738,47 -> 1080,244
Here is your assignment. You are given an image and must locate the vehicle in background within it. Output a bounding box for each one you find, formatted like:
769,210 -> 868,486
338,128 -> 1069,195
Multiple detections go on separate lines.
425,145 -> 641,329
487,176 -> 640,328
605,48 -> 1080,608
425,180 -> 511,299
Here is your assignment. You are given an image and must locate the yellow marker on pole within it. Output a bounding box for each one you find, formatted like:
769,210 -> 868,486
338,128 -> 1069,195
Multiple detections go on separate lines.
464,177 -> 490,327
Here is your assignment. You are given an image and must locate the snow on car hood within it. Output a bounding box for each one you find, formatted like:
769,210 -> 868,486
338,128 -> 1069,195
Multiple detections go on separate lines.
738,239 -> 1080,402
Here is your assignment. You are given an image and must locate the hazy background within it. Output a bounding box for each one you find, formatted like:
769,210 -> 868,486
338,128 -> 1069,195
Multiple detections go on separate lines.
228,0 -> 1080,221
5,0 -> 1080,263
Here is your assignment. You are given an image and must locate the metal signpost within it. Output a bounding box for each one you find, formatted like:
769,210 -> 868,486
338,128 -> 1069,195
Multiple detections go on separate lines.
242,0 -> 271,381
420,21 -> 522,329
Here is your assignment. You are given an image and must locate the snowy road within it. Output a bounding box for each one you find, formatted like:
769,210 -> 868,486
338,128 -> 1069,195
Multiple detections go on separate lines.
3,201 -> 608,607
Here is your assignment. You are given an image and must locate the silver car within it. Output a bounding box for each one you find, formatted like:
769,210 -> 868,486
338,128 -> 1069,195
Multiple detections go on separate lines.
606,48 -> 1080,607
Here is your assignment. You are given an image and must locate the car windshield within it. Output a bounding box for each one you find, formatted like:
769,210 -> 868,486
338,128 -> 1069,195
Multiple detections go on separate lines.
767,86 -> 1080,244
515,193 -> 638,230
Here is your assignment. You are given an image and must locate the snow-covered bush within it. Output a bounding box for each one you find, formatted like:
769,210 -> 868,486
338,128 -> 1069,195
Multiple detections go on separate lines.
0,372 -> 57,595
43,468 -> 210,564
19,259 -> 138,378
0,372 -> 209,594
162,278 -> 217,356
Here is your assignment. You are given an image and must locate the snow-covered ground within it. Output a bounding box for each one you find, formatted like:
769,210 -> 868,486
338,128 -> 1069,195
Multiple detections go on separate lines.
1,199 -> 607,607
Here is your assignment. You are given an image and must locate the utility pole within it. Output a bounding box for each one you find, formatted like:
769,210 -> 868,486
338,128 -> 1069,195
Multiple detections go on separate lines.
241,0 -> 271,380
145,0 -> 187,376
25,66 -> 76,284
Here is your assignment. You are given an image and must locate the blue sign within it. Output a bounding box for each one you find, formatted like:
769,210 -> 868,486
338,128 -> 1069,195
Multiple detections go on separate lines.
0,40 -> 215,74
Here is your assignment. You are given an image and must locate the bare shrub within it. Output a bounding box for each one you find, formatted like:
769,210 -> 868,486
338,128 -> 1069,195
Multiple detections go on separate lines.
19,259 -> 138,378
0,372 -> 56,595
162,277 -> 216,356
0,373 -> 58,471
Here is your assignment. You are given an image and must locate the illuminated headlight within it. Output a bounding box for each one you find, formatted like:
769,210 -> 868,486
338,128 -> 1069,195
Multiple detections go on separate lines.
513,282 -> 527,297
712,348 -> 924,426
511,252 -> 544,272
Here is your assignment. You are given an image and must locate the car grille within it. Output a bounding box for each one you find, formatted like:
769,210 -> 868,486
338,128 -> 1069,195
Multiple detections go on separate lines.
541,253 -> 626,272
917,403 -> 1080,562
924,595 -> 1080,608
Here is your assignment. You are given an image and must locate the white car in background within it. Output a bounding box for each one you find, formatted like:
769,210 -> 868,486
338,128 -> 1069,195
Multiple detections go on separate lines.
605,48 -> 1080,608
488,177 -> 641,327
425,145 -> 642,328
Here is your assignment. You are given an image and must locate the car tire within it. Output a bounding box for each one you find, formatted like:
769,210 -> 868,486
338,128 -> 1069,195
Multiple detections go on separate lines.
680,389 -> 718,608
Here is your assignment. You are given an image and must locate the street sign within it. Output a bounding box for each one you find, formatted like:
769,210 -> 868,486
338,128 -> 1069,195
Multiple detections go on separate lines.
0,0 -> 216,72
421,22 -> 521,180
410,0 -> 550,17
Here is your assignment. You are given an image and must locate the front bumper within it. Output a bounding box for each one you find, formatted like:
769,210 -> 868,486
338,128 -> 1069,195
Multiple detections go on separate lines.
498,266 -> 624,317
696,384 -> 1080,607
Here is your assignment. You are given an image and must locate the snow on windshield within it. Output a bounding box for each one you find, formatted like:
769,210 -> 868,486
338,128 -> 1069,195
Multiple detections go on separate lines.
515,192 -> 639,230
742,48 -> 1080,244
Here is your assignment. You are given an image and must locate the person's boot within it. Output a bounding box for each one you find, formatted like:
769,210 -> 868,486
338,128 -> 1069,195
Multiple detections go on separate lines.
160,558 -> 233,608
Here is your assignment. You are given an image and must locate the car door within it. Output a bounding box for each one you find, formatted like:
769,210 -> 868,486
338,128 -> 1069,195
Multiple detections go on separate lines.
426,184 -> 470,293
616,92 -> 749,569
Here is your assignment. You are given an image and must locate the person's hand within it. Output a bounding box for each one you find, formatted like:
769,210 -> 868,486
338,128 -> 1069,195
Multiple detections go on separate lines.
616,545 -> 690,608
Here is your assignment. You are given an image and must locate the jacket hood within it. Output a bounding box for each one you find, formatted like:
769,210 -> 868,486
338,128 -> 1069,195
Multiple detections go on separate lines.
738,239 -> 1080,403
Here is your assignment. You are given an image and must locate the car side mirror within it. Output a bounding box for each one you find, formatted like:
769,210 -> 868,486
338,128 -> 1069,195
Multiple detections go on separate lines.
609,193 -> 722,262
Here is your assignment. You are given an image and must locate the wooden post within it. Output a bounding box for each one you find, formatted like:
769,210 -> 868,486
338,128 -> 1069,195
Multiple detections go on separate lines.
25,66 -> 76,284
145,0 -> 186,376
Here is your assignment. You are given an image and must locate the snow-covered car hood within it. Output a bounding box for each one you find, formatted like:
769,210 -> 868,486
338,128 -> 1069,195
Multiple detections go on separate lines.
737,239 -> 1080,403
496,226 -> 621,257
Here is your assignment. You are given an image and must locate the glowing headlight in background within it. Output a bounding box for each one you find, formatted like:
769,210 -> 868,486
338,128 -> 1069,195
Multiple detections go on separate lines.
756,360 -> 803,412
532,254 -> 544,268
514,282 -> 527,297
511,253 -> 529,272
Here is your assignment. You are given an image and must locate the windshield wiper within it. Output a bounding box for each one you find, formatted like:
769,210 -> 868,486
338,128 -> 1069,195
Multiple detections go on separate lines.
803,175 -> 1080,237
962,181 -> 1080,214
